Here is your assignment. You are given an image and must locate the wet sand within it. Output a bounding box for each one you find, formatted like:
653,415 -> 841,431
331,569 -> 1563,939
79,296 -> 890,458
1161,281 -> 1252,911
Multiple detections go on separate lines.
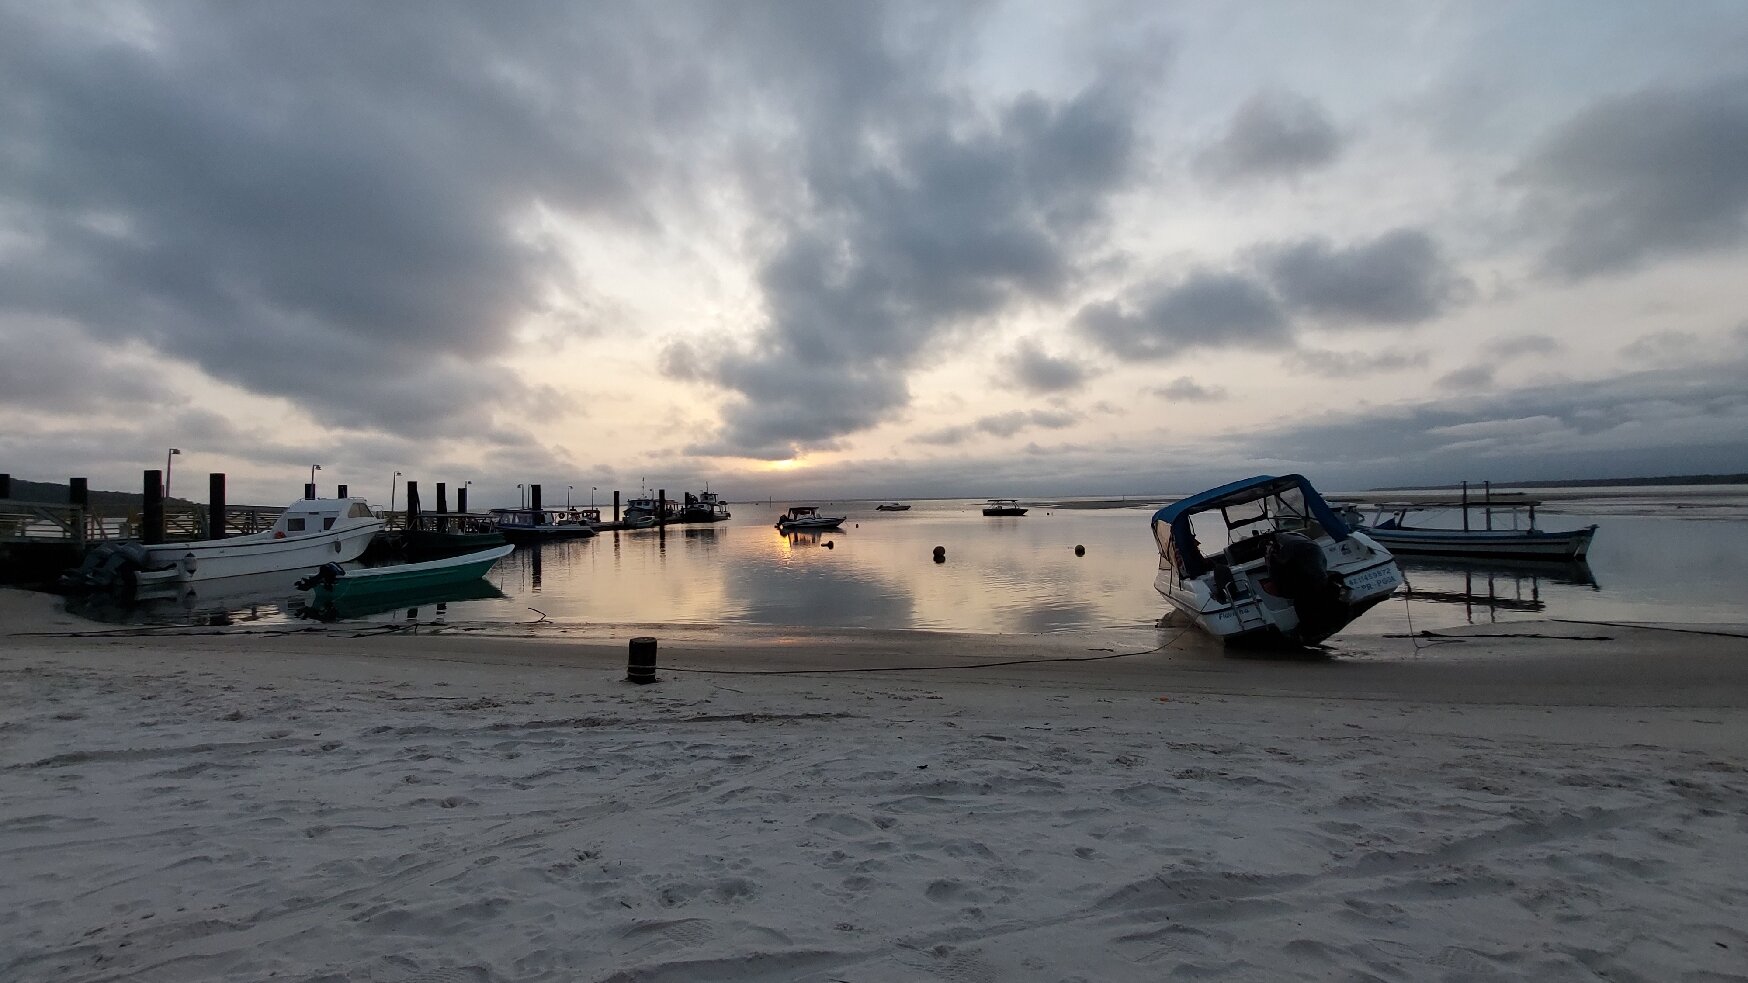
3,588 -> 1745,981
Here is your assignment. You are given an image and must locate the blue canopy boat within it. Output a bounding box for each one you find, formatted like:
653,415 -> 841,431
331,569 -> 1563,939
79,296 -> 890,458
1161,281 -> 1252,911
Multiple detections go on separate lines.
1152,474 -> 1403,646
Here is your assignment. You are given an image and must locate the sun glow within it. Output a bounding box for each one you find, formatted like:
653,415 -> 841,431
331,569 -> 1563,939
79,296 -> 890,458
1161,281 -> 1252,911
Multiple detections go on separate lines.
761,458 -> 807,472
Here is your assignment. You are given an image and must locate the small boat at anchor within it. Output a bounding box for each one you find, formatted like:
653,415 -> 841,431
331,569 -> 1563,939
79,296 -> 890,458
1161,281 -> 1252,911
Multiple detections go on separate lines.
296,543 -> 514,607
875,503 -> 912,511
982,499 -> 1027,516
775,506 -> 845,531
1152,474 -> 1403,646
1334,489 -> 1597,560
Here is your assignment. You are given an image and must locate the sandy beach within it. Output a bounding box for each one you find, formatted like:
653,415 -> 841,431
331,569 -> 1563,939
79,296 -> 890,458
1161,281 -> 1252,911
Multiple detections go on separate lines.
3,587 -> 1745,982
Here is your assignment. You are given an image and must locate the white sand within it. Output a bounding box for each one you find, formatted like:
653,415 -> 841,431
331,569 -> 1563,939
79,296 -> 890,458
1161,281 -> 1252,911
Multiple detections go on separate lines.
2,588 -> 1746,982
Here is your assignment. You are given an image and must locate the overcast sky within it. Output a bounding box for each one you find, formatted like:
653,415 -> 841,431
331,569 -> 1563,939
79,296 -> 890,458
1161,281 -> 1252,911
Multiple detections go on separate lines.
3,1 -> 1747,506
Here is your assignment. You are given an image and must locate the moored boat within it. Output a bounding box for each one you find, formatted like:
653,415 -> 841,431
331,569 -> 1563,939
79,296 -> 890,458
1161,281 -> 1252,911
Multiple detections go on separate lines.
875,503 -> 911,511
296,543 -> 514,606
1334,494 -> 1596,560
490,507 -> 597,542
399,511 -> 507,560
62,496 -> 385,592
1152,474 -> 1403,646
982,499 -> 1027,516
679,490 -> 732,522
775,506 -> 845,531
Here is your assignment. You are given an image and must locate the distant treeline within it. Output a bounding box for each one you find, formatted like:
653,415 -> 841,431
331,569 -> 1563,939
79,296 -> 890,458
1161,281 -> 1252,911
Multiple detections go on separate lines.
2,477 -> 194,508
1376,473 -> 1748,491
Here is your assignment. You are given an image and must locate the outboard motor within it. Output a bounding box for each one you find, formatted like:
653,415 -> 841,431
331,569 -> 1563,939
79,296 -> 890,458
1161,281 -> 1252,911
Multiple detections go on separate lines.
293,561 -> 346,592
1265,532 -> 1327,600
58,542 -> 152,593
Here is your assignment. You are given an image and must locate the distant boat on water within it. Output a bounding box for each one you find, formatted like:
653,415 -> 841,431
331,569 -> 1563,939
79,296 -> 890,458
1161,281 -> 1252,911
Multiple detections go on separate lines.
982,499 -> 1027,516
875,503 -> 911,511
1335,487 -> 1597,560
775,506 -> 845,531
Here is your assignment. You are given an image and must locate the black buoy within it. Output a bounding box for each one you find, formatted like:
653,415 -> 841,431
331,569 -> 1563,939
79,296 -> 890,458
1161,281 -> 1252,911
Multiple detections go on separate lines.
627,636 -> 658,685
932,545 -> 946,564
1074,544 -> 1086,556
824,540 -> 835,549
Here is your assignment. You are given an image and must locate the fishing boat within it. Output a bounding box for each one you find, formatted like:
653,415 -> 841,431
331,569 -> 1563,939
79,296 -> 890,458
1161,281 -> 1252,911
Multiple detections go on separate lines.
489,507 -> 597,542
296,543 -> 514,606
62,496 -> 385,593
1334,490 -> 1597,560
774,506 -> 845,531
398,511 -> 507,560
982,499 -> 1027,516
875,503 -> 912,511
1152,474 -> 1403,646
678,490 -> 732,522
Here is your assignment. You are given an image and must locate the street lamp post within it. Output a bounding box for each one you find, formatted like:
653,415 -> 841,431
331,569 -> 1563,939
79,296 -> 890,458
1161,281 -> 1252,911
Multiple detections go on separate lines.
567,485 -> 573,508
591,486 -> 597,508
390,471 -> 402,515
310,463 -> 321,493
165,448 -> 181,498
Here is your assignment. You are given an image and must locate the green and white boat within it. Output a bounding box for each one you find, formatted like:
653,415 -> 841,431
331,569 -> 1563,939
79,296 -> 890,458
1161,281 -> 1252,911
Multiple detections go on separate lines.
297,543 -> 514,606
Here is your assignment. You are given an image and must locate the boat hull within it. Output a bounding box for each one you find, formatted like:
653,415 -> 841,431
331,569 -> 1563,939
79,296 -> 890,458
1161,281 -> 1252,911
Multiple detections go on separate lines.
982,508 -> 1027,516
1359,524 -> 1596,559
1157,557 -> 1403,646
138,524 -> 383,585
309,544 -> 513,604
776,517 -> 844,531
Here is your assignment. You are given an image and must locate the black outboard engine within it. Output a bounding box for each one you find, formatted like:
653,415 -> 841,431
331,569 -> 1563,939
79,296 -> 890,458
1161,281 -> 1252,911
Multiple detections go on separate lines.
58,542 -> 152,593
1265,532 -> 1327,599
293,562 -> 346,592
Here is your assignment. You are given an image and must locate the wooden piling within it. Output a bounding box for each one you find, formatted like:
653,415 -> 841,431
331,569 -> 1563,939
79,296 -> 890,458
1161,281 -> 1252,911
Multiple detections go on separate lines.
436,482 -> 448,514
304,483 -> 317,500
613,490 -> 620,523
337,484 -> 349,498
457,487 -> 468,514
658,488 -> 667,526
531,483 -> 542,512
143,470 -> 164,546
209,473 -> 226,540
406,481 -> 422,522
0,473 -> 10,499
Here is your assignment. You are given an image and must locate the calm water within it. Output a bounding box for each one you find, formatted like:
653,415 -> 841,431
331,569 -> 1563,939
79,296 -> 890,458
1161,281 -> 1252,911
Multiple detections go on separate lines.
63,491 -> 1748,636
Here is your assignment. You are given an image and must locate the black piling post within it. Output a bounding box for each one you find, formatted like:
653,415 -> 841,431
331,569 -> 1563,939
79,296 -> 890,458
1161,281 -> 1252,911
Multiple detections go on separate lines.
436,483 -> 448,514
69,477 -> 89,547
304,483 -> 317,500
209,473 -> 227,540
627,636 -> 658,684
613,490 -> 621,523
457,487 -> 468,514
337,484 -> 349,498
406,481 -> 422,527
530,483 -> 542,512
142,470 -> 164,546
0,473 -> 10,499
658,489 -> 667,526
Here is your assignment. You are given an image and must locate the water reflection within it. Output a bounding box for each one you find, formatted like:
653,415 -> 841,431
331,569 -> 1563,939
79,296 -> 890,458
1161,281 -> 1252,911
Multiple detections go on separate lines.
1398,556 -> 1598,625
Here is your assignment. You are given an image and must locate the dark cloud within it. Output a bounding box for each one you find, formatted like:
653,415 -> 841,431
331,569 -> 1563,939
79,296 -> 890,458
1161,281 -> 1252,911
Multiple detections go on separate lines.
1511,77 -> 1748,278
1285,347 -> 1429,378
915,408 -> 1081,445
1075,271 -> 1286,359
1259,228 -> 1471,325
1195,90 -> 1343,184
672,13 -> 1148,458
0,322 -> 163,412
1620,330 -> 1702,366
1488,334 -> 1563,358
1437,365 -> 1496,390
998,339 -> 1093,394
0,5 -> 700,437
1146,376 -> 1228,401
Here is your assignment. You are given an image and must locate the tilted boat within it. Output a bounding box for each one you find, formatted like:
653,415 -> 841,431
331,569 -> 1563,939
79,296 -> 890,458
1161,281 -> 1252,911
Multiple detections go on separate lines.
1334,494 -> 1596,560
1152,474 -> 1403,646
296,543 -> 514,606
63,497 -> 385,592
982,499 -> 1027,516
774,506 -> 845,531
490,507 -> 597,542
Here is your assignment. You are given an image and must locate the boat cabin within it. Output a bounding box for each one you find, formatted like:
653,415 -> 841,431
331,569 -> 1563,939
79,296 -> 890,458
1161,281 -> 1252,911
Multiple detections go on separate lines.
275,498 -> 376,537
1152,475 -> 1353,585
780,506 -> 821,522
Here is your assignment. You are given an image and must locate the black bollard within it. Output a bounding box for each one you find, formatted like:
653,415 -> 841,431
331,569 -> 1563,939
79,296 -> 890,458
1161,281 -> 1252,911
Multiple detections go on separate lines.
627,636 -> 658,684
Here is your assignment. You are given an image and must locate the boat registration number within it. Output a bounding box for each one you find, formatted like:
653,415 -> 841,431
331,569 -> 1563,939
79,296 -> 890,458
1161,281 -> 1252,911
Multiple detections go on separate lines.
1343,565 -> 1401,597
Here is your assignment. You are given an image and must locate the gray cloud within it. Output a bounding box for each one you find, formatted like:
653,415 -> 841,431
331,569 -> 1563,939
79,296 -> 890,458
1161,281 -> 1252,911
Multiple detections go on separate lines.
1437,365 -> 1496,391
998,339 -> 1094,394
0,5 -> 707,437
1259,228 -> 1471,325
1075,271 -> 1287,359
1512,77 -> 1748,279
1285,347 -> 1429,378
1488,334 -> 1563,358
1620,330 -> 1702,366
1196,90 -> 1344,184
1146,376 -> 1228,401
914,408 -> 1081,446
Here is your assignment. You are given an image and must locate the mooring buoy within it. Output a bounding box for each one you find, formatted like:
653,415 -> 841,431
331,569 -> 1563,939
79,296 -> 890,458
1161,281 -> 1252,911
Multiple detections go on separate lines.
1074,544 -> 1086,556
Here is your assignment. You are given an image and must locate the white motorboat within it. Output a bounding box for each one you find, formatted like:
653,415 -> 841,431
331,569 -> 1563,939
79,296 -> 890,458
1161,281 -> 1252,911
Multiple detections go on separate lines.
1152,474 -> 1403,646
127,497 -> 384,589
774,506 -> 845,531
1334,493 -> 1596,560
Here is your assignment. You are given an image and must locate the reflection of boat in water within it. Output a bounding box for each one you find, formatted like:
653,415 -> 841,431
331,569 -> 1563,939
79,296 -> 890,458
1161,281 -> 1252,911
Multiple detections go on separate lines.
61,497 -> 384,593
1397,555 -> 1598,624
780,528 -> 842,546
300,577 -> 508,622
1152,474 -> 1403,646
1335,488 -> 1596,560
982,499 -> 1027,516
775,506 -> 844,531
